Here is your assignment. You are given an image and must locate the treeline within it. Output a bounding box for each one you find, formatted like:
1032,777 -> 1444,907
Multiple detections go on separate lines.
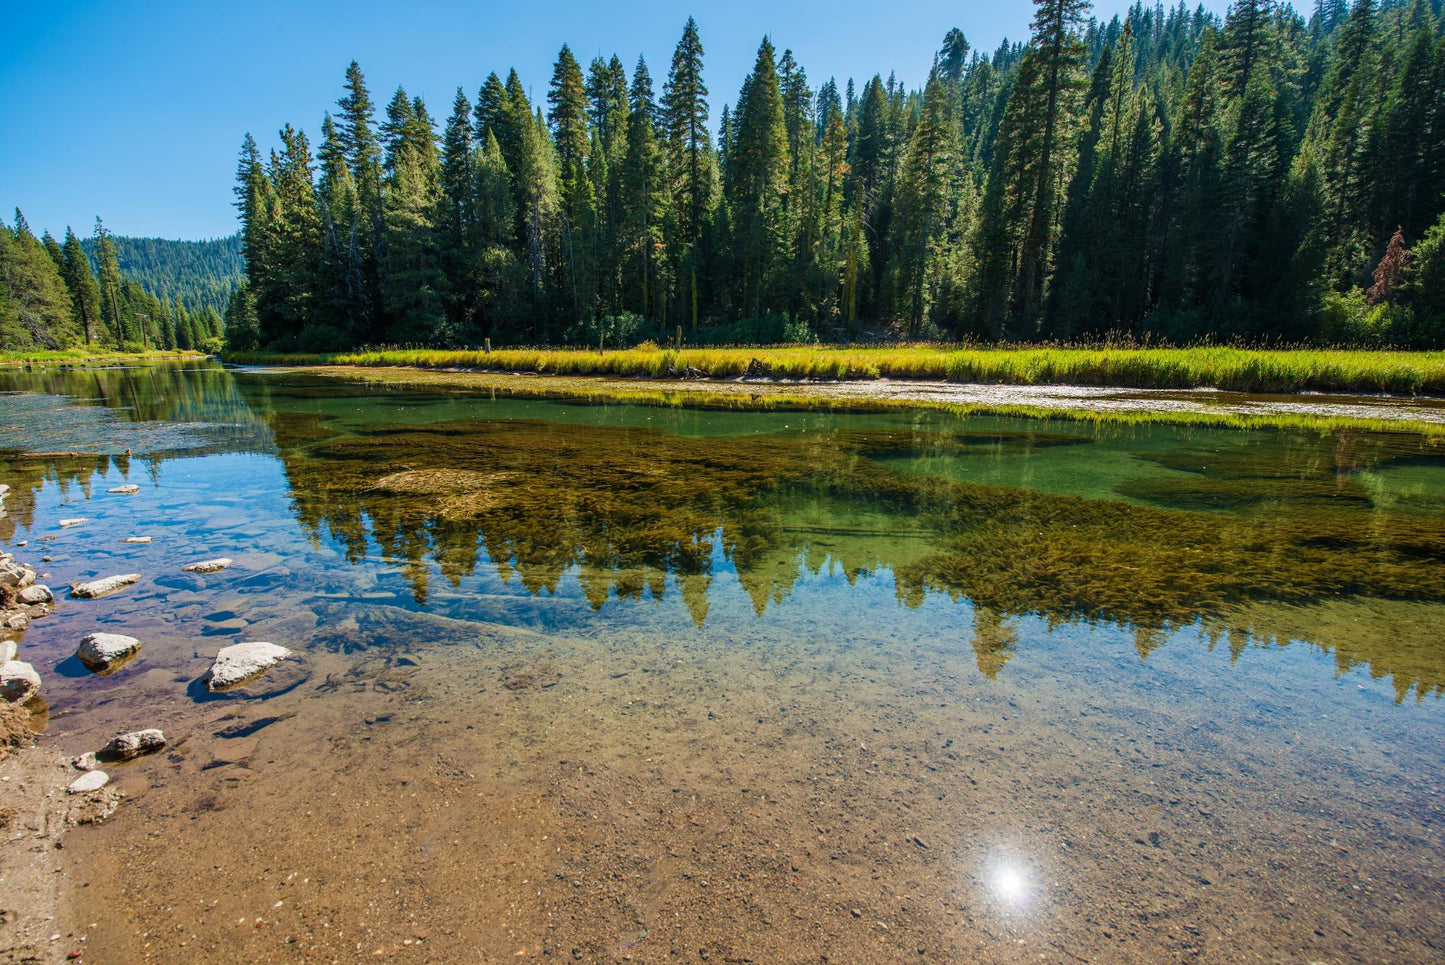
0,212 -> 225,353
233,0 -> 1445,353
81,234 -> 245,315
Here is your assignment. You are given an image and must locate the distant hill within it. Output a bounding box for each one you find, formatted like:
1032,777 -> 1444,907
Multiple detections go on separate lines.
83,234 -> 244,313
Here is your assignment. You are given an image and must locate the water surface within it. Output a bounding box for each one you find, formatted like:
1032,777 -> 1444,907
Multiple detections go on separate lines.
1,362 -> 1442,962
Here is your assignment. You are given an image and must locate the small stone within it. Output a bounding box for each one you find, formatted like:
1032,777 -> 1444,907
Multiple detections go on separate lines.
18,585 -> 53,606
76,633 -> 142,673
99,729 -> 167,762
183,558 -> 234,574
2,611 -> 28,631
0,660 -> 41,702
107,484 -> 140,495
121,536 -> 152,544
0,641 -> 16,663
72,752 -> 100,772
66,771 -> 109,794
58,518 -> 88,528
207,642 -> 292,691
70,574 -> 141,599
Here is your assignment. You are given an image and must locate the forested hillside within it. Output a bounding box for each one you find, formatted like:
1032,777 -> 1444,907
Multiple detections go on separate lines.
0,213 -> 226,352
81,234 -> 244,313
230,0 -> 1445,352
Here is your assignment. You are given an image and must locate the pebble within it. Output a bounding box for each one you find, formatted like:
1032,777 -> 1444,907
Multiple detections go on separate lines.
77,632 -> 142,673
107,484 -> 140,495
122,537 -> 152,544
58,518 -> 88,528
70,574 -> 141,599
0,660 -> 41,702
207,642 -> 292,691
99,729 -> 167,762
183,558 -> 234,574
66,771 -> 109,794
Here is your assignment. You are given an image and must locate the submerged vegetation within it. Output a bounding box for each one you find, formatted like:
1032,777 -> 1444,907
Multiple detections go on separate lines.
231,344 -> 1445,395
248,390 -> 1445,700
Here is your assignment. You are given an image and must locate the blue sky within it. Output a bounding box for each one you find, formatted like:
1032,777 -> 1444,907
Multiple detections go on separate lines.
4,0 -> 1228,241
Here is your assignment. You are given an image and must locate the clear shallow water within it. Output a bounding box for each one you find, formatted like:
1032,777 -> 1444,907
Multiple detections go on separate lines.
1,361 -> 1443,962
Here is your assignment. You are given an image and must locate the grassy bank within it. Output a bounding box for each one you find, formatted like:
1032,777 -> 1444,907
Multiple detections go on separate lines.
227,344 -> 1445,396
0,348 -> 207,367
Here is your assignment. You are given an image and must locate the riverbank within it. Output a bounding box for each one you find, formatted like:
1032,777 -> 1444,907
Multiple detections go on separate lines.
266,363 -> 1445,435
0,349 -> 207,368
227,344 -> 1445,396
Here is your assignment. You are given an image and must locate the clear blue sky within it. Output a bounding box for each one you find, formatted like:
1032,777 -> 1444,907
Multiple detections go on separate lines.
3,0 -> 1228,242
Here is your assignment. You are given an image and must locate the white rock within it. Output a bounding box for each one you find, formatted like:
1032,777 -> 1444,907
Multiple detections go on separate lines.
16,566 -> 35,588
0,641 -> 15,663
0,660 -> 41,702
66,771 -> 109,794
100,729 -> 167,761
72,751 -> 100,772
0,562 -> 24,587
58,518 -> 88,528
70,574 -> 141,599
77,632 -> 142,672
122,536 -> 153,544
17,584 -> 52,606
107,484 -> 140,495
0,483 -> 10,499
182,558 -> 233,574
207,642 -> 292,691
1,611 -> 28,632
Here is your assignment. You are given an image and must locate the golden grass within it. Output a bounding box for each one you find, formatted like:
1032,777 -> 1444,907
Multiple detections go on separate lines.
0,348 -> 207,367
227,343 -> 1445,395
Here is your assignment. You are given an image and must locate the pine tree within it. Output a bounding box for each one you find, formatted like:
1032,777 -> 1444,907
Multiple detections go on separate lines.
61,227 -> 102,345
93,217 -> 131,345
0,212 -> 79,349
727,38 -> 792,320
663,17 -> 710,325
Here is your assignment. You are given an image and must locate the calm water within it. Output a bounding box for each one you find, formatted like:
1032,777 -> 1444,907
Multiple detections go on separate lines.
2,361 -> 1443,962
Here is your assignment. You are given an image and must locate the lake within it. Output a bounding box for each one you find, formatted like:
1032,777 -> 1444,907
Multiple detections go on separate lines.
2,361 -> 1443,962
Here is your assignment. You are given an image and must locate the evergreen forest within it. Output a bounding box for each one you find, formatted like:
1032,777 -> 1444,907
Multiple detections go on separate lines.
80,234 -> 244,314
0,213 -> 228,353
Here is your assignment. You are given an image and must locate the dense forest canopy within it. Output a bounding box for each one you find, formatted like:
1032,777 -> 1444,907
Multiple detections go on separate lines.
80,234 -> 244,314
229,0 -> 1445,352
0,213 -> 227,352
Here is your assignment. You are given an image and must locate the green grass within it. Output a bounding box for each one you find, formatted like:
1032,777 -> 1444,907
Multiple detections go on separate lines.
227,343 -> 1445,396
0,348 -> 207,367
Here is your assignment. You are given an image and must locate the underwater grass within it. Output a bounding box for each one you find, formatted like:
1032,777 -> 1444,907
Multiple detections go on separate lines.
227,344 -> 1445,396
276,364 -> 1445,438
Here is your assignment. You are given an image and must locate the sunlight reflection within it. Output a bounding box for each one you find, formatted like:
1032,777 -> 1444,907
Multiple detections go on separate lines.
984,853 -> 1035,909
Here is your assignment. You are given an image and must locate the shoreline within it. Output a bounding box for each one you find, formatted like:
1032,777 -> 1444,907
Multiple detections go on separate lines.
257,362 -> 1445,435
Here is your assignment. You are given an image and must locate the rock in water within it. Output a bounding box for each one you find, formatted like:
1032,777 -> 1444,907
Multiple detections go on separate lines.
0,642 -> 14,663
17,584 -> 52,605
0,660 -> 41,702
122,536 -> 152,544
70,574 -> 141,599
67,771 -> 109,794
58,518 -> 88,528
76,632 -> 142,673
107,484 -> 140,495
207,642 -> 292,691
72,751 -> 100,772
182,558 -> 233,574
0,562 -> 25,587
99,729 -> 167,762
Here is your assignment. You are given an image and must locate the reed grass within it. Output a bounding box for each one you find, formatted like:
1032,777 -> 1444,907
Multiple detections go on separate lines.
0,348 -> 206,367
228,343 -> 1445,396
